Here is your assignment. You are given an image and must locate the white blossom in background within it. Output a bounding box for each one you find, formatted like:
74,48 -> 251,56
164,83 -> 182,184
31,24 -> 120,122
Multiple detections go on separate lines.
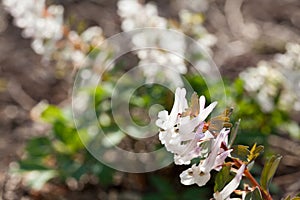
275,43 -> 300,70
274,43 -> 300,111
240,43 -> 300,113
117,0 -> 188,84
59,26 -> 112,69
3,0 -> 114,71
117,0 -> 167,31
3,0 -> 64,56
132,31 -> 187,83
239,61 -> 284,112
174,0 -> 209,13
118,0 -> 217,83
179,9 -> 217,56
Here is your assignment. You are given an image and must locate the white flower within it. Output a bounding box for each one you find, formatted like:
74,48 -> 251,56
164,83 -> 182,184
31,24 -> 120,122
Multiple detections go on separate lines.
174,129 -> 214,165
156,88 -> 188,131
157,88 -> 218,161
180,129 -> 231,186
117,0 -> 167,31
117,0 -> 187,83
213,164 -> 246,200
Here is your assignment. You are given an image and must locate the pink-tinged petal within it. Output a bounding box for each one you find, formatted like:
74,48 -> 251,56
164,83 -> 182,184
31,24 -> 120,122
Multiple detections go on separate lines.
214,150 -> 232,171
199,101 -> 218,122
195,122 -> 205,136
214,164 -> 246,200
174,138 -> 202,165
202,129 -> 228,172
179,116 -> 201,140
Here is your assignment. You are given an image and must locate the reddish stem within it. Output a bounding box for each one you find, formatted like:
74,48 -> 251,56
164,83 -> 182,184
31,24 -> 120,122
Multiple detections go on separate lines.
232,158 -> 273,200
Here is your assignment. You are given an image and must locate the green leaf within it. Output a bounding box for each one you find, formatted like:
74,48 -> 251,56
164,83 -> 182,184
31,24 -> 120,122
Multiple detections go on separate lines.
252,187 -> 263,200
231,145 -> 250,162
19,160 -> 50,171
245,192 -> 252,200
25,137 -> 52,157
41,105 -> 65,123
247,143 -> 264,162
260,154 -> 282,191
52,121 -> 84,153
97,165 -> 114,187
244,187 -> 263,200
214,165 -> 232,192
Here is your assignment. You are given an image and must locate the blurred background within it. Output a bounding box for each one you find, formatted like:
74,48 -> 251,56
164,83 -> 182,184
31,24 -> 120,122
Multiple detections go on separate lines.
0,0 -> 300,199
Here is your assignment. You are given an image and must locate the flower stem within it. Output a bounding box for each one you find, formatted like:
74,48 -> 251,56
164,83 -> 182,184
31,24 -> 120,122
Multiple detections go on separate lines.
232,158 -> 273,200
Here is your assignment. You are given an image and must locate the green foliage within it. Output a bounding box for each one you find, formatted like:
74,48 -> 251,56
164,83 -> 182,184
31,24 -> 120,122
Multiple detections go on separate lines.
245,187 -> 263,200
248,144 -> 264,163
15,85 -> 117,189
260,154 -> 282,192
214,165 -> 233,192
17,70 -> 293,197
231,145 -> 251,162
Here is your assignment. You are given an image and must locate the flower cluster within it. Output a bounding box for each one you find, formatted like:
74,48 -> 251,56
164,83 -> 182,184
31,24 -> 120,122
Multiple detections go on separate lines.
117,0 -> 186,84
240,43 -> 300,113
3,0 -> 64,55
3,0 -> 113,71
156,88 -> 246,199
117,0 -> 215,84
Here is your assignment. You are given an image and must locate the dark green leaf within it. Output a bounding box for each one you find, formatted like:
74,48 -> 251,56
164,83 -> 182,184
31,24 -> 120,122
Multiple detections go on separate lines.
252,187 -> 263,200
26,137 -> 52,157
260,154 -> 282,191
19,160 -> 50,171
214,165 -> 232,192
231,145 -> 250,162
97,165 -> 114,187
245,187 -> 263,200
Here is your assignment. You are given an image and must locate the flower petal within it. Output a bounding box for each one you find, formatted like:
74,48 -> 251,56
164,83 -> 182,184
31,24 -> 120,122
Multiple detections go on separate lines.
199,101 -> 218,122
214,164 -> 246,200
